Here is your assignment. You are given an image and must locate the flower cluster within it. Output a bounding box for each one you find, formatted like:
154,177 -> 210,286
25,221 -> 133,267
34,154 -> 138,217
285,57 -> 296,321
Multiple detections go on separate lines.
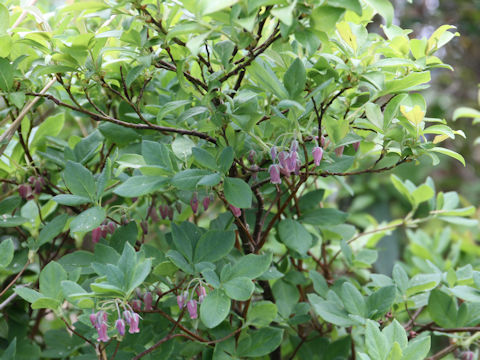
190,192 -> 215,214
268,140 -> 302,184
91,221 -> 117,244
177,284 -> 207,320
89,304 -> 142,342
18,176 -> 46,200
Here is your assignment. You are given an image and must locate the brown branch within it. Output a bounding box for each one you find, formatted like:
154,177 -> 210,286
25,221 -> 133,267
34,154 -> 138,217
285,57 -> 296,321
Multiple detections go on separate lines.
61,317 -> 96,349
25,93 -> 217,144
0,261 -> 30,298
426,344 -> 457,360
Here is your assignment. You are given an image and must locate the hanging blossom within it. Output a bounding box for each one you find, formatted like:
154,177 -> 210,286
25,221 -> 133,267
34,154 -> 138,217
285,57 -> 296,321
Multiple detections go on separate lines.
190,192 -> 199,214
268,140 -> 301,184
177,283 -> 208,319
90,311 -> 110,342
229,204 -> 241,217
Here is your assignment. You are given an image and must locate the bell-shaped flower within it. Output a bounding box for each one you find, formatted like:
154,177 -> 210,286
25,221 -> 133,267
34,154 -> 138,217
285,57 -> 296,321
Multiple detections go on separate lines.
335,146 -> 344,157
202,196 -> 210,211
312,146 -> 323,166
269,164 -> 281,184
229,205 -> 241,217
186,299 -> 198,319
190,192 -> 199,214
196,285 -> 207,303
91,227 -> 102,244
115,318 -> 125,336
144,292 -> 153,311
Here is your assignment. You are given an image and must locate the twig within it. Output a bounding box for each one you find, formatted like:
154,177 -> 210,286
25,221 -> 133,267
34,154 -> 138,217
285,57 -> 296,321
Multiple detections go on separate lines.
0,260 -> 30,298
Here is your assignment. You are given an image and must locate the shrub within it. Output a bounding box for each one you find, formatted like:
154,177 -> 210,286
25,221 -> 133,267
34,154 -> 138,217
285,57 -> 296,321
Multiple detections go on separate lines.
0,0 -> 477,359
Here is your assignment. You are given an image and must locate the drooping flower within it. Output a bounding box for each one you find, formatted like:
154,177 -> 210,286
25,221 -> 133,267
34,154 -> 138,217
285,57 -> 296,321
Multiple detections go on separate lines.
248,150 -> 256,163
123,310 -> 140,334
115,318 -> 125,336
186,299 -> 198,319
312,146 -> 323,166
107,221 -> 116,234
286,152 -> 297,173
269,164 -> 281,184
18,184 -> 33,200
196,286 -> 207,303
270,146 -> 277,161
290,140 -> 298,153
89,313 -> 97,327
190,192 -> 199,214
278,151 -> 289,172
177,291 -> 188,309
97,321 -> 110,342
229,205 -> 241,217
149,207 -> 159,222
159,205 -> 168,220
352,141 -> 360,152
202,196 -> 211,211
131,299 -> 142,312
144,292 -> 153,311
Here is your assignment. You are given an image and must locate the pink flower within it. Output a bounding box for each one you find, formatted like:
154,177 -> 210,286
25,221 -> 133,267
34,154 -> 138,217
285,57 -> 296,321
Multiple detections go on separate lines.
132,299 -> 142,312
312,146 -> 323,166
248,150 -> 256,163
115,318 -> 125,336
286,152 -> 297,173
149,207 -> 159,222
196,286 -> 207,303
18,184 -> 33,200
106,221 -> 116,234
97,322 -> 110,342
177,291 -> 188,309
320,135 -> 326,148
229,205 -> 241,217
290,140 -> 298,153
159,205 -> 168,220
335,146 -> 344,157
269,164 -> 281,184
190,192 -> 199,214
278,151 -> 289,172
144,292 -> 153,311
89,313 -> 97,327
270,146 -> 277,161
187,299 -> 198,319
123,310 -> 140,334
352,141 -> 360,152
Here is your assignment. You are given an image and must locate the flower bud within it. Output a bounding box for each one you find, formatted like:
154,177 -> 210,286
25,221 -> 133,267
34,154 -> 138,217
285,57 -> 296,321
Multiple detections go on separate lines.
290,140 -> 298,153
149,207 -> 159,222
107,221 -> 116,234
196,285 -> 207,303
159,205 -> 168,220
92,227 -> 102,244
248,150 -> 256,164
18,184 -> 33,200
144,292 -> 153,311
90,313 -> 97,327
203,196 -> 211,211
312,146 -> 323,166
270,146 -> 277,161
132,299 -> 142,312
28,176 -> 36,184
190,192 -> 199,214
229,205 -> 241,217
177,295 -> 185,309
352,141 -> 360,152
335,146 -> 344,157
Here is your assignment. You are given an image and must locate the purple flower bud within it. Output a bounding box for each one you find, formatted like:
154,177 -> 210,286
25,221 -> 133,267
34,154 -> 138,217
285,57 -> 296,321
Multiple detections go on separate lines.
92,227 -> 102,244
191,192 -> 199,214
278,151 -> 288,171
100,226 -> 108,239
115,318 -> 125,336
18,184 -> 32,200
335,146 -> 344,157
312,146 -> 323,166
187,299 -> 198,319
270,146 -> 277,161
140,220 -> 148,235
34,179 -> 43,194
320,135 -> 326,148
144,292 -> 153,311
28,176 -> 36,184
159,205 -> 168,220
149,207 -> 159,222
90,313 -> 97,327
269,164 -> 281,184
352,141 -> 360,152
461,352 -> 475,360
290,140 -> 298,153
132,299 -> 142,312
175,202 -> 182,214
167,206 -> 174,220
248,150 -> 256,163
203,196 -> 210,211
229,205 -> 241,217
196,286 -> 207,303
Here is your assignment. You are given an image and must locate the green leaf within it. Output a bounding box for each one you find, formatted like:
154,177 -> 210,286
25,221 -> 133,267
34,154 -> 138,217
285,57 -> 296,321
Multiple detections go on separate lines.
39,261 -> 67,301
431,147 -> 465,166
0,216 -> 28,227
2,337 -> 16,360
328,0 -> 362,15
237,327 -> 284,357
365,320 -> 389,360
52,194 -> 92,206
309,270 -> 329,297
192,147 -> 218,170
300,208 -> 348,225
284,58 -> 306,98
63,161 -> 96,200
37,214 -> 68,247
246,301 -> 278,328
453,106 -> 480,121
341,282 -> 366,317
200,289 -> 231,328
308,293 -> 355,327
113,176 -> 167,197
230,253 -> 272,279
311,6 -> 345,33
31,113 -> 65,150
223,277 -> 254,301
194,230 -> 235,263
270,3 -> 295,26
449,286 -> 480,303
0,34 -> 12,58
277,219 -> 312,255
31,297 -> 61,310
172,222 -> 201,262
70,207 -> 106,233
199,0 -> 238,15
428,289 -> 457,328
0,238 -> 14,269
0,57 -> 13,91
0,4 -> 10,34
402,336 -> 431,360
406,274 -> 440,296
383,319 -> 408,349
380,71 -> 431,96
363,0 -> 394,26
224,177 -> 252,208
218,146 -> 234,173
367,286 -> 396,319
98,123 -> 141,145
248,59 -> 288,99
411,184 -> 434,206
15,287 -> 43,303
172,169 -> 212,190
272,279 -> 300,318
